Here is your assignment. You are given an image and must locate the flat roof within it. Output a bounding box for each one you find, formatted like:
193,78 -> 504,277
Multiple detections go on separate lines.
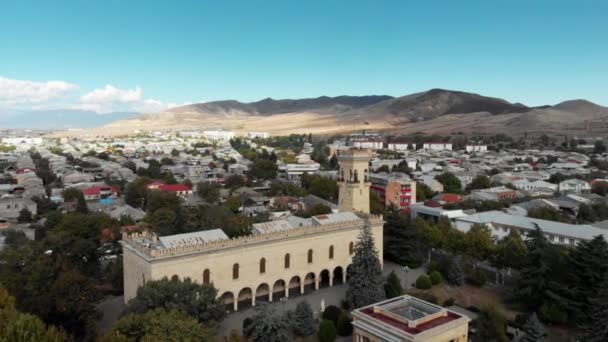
353,296 -> 466,336
312,212 -> 359,225
457,211 -> 608,241
158,229 -> 228,248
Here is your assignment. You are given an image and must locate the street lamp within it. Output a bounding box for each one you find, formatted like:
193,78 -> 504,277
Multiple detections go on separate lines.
403,266 -> 410,289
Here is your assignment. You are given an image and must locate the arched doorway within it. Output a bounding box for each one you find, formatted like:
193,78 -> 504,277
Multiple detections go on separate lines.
273,279 -> 286,300
320,269 -> 330,288
304,272 -> 316,293
220,291 -> 234,312
289,276 -> 301,297
237,287 -> 253,310
255,283 -> 270,304
333,266 -> 344,285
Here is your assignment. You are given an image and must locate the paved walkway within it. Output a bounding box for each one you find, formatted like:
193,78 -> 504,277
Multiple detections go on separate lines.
218,261 -> 427,336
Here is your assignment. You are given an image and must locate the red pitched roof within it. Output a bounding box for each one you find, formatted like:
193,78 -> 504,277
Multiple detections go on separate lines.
82,185 -> 118,196
437,193 -> 464,203
360,307 -> 461,335
158,183 -> 191,192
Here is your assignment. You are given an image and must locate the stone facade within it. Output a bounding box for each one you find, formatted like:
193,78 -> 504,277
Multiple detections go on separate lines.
338,148 -> 373,213
122,215 -> 384,309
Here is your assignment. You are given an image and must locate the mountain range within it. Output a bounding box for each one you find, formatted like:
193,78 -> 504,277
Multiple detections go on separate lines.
49,89 -> 608,136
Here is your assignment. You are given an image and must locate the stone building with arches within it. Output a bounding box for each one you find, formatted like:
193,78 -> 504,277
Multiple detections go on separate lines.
121,213 -> 383,311
121,148 -> 383,311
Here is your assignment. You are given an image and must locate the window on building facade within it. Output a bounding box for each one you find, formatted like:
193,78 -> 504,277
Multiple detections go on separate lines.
203,269 -> 210,284
260,258 -> 266,274
308,249 -> 313,264
232,263 -> 239,279
349,242 -> 354,255
329,245 -> 334,259
284,253 -> 290,269
559,236 -> 564,243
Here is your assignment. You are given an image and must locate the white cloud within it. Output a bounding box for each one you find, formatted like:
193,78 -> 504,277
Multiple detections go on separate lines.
0,76 -> 77,105
79,84 -> 176,113
80,84 -> 143,104
0,77 -> 183,114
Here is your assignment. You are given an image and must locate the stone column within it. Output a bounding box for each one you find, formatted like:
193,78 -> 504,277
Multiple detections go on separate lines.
329,275 -> 334,287
342,270 -> 347,283
269,291 -> 273,302
285,286 -> 289,298
300,283 -> 305,294
315,278 -> 320,290
252,296 -> 256,307
233,300 -> 238,312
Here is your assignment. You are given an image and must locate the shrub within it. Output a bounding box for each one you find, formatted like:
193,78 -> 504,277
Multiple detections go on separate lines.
336,312 -> 353,336
443,297 -> 455,307
428,260 -> 440,273
429,271 -> 442,285
318,320 -> 336,342
415,275 -> 432,289
322,305 -> 342,325
467,268 -> 487,287
242,317 -> 253,337
410,292 -> 438,305
540,302 -> 568,324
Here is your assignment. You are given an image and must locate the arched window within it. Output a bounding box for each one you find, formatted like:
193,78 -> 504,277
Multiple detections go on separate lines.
349,242 -> 354,255
260,258 -> 266,274
329,245 -> 334,259
284,253 -> 290,269
203,269 -> 210,284
308,249 -> 313,264
232,263 -> 239,280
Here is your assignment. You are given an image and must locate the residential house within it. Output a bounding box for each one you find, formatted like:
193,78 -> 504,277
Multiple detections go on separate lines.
559,179 -> 591,193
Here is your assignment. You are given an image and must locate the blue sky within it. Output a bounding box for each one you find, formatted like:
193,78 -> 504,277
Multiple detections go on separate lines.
1,0 -> 607,113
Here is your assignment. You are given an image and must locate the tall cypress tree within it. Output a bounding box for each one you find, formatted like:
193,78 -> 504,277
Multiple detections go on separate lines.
346,220 -> 385,309
580,275 -> 608,342
521,313 -> 545,342
554,235 -> 608,322
516,225 -> 551,311
383,206 -> 424,267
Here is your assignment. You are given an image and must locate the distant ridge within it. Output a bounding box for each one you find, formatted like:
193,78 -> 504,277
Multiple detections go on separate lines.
60,89 -> 608,137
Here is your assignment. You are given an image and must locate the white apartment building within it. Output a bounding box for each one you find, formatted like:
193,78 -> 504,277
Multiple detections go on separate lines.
387,142 -> 415,151
203,130 -> 235,142
559,179 -> 591,193
280,162 -> 321,179
352,139 -> 384,150
466,144 -> 488,153
247,132 -> 271,139
454,211 -> 608,246
423,142 -> 453,151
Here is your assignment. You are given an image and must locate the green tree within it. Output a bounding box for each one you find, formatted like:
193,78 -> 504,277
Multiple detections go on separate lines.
345,221 -> 385,308
0,288 -> 68,342
466,175 -> 492,191
416,274 -> 432,289
309,203 -> 332,216
125,177 -> 152,208
243,303 -> 290,342
473,306 -> 508,342
17,208 -> 32,223
318,319 -> 337,342
516,226 -> 552,311
435,172 -> 462,193
249,159 -> 277,180
594,140 -> 606,154
197,181 -> 221,203
126,276 -> 225,323
580,275 -> 608,342
376,165 -> 390,173
384,271 -> 403,298
291,301 -> 316,337
384,207 -> 425,267
336,311 -> 353,336
591,181 -> 608,196
225,174 -> 246,189
464,223 -> 496,261
103,308 -> 217,341
521,313 -> 545,342
556,235 -> 608,323
494,229 -> 527,270
62,187 -> 88,213
415,182 -> 435,201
